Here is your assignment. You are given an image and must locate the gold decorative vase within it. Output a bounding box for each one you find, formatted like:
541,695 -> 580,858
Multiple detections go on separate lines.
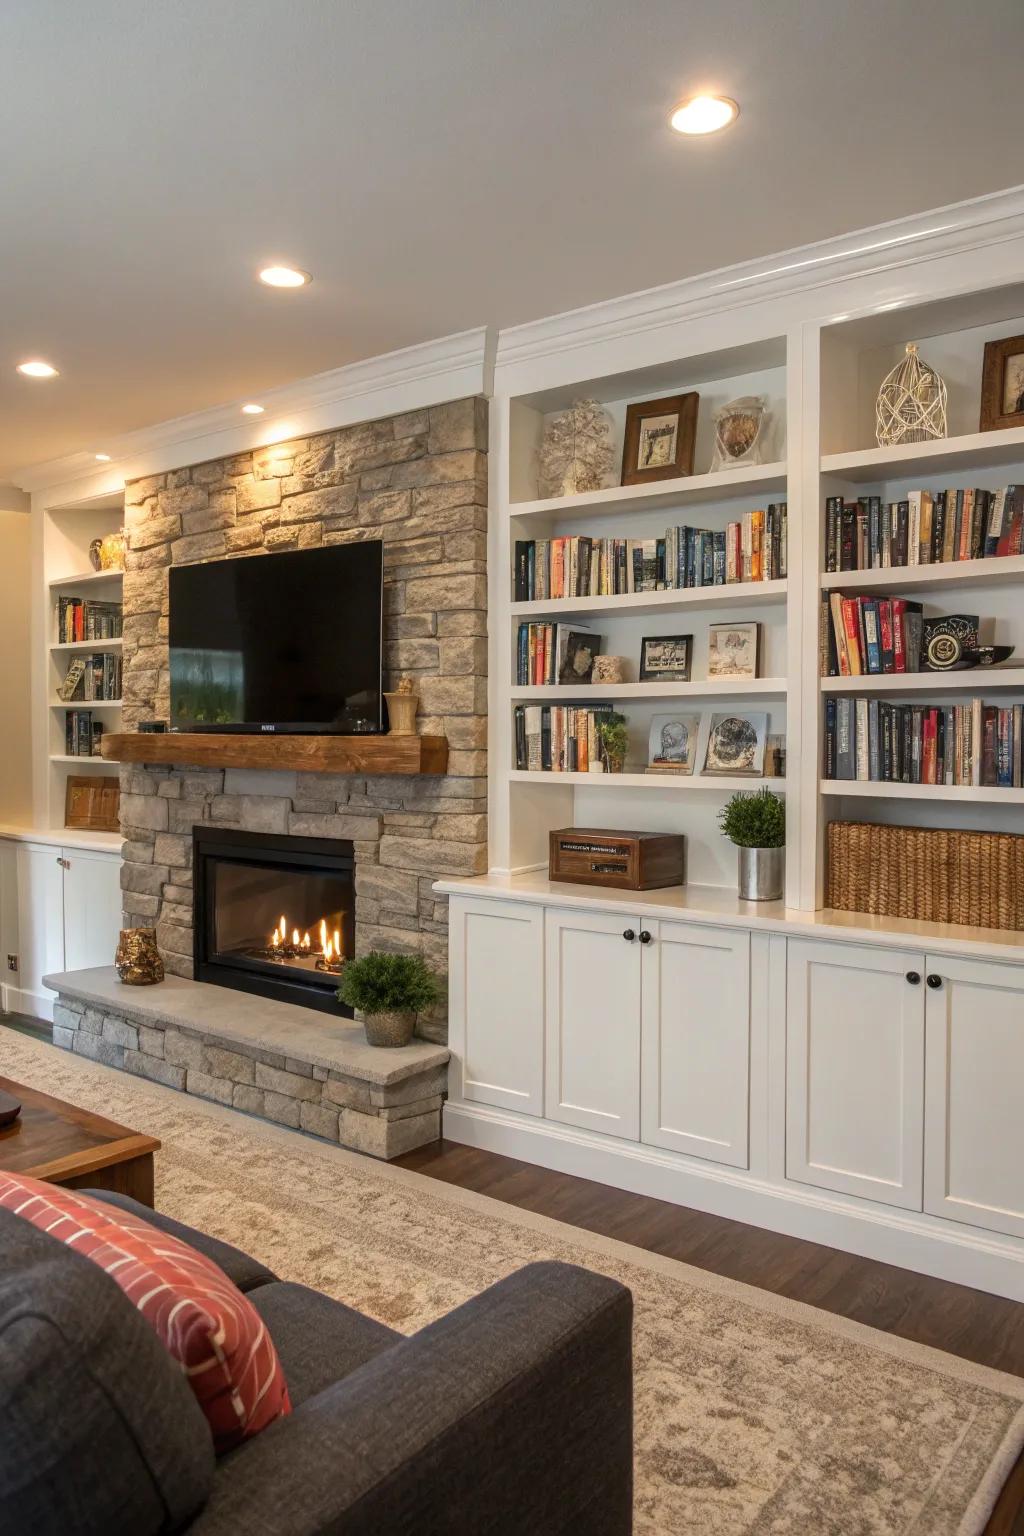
115,928 -> 164,985
99,529 -> 127,571
385,677 -> 419,736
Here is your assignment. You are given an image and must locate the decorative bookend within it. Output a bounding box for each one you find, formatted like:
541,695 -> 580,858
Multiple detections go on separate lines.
115,928 -> 164,986
875,343 -> 948,446
591,655 -> 628,684
384,676 -> 419,736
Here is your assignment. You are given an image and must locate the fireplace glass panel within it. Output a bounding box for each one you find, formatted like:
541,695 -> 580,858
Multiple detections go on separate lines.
210,861 -> 352,981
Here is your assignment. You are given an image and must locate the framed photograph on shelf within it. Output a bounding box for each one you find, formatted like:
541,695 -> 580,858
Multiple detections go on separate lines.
702,712 -> 768,776
65,774 -> 120,833
639,634 -> 692,682
621,392 -> 699,485
647,713 -> 701,775
557,629 -> 601,684
707,622 -> 760,679
980,334 -> 1024,431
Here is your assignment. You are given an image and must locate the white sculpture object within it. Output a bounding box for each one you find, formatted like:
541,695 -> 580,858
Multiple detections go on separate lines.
537,399 -> 617,499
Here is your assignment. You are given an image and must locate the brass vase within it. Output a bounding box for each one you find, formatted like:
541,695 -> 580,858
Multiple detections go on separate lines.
115,928 -> 164,985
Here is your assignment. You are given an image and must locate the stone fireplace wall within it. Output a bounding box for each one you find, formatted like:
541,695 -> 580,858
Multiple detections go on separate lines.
117,397 -> 488,1043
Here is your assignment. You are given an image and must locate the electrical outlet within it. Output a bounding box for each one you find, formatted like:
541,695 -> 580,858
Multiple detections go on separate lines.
6,955 -> 17,973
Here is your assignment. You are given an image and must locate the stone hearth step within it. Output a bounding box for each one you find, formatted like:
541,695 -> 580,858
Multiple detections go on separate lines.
44,968 -> 449,1160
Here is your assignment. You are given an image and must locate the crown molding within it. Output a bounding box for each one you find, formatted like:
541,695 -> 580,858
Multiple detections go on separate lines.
494,185 -> 1024,377
16,326 -> 491,499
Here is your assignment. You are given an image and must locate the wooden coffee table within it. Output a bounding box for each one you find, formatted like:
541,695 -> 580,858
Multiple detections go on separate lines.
0,1075 -> 160,1206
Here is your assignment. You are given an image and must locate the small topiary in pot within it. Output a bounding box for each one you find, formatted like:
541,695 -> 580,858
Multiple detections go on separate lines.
337,951 -> 441,1047
719,786 -> 786,900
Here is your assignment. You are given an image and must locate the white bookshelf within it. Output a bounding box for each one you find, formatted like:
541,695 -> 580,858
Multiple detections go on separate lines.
511,678 -> 787,702
511,579 -> 787,620
509,461 -> 787,521
820,553 -> 1024,596
822,780 -> 1024,804
51,637 -> 123,655
822,668 -> 1024,694
509,770 -> 785,792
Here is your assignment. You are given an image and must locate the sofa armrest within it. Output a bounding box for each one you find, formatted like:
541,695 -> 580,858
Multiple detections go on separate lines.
190,1260 -> 632,1536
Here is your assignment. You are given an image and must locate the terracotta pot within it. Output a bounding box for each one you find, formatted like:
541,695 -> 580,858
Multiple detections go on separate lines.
362,1010 -> 416,1048
115,928 -> 164,985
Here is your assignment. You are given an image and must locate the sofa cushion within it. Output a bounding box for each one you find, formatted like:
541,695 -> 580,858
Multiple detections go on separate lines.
0,1173 -> 291,1453
85,1188 -> 278,1293
247,1282 -> 400,1405
0,1204 -> 214,1536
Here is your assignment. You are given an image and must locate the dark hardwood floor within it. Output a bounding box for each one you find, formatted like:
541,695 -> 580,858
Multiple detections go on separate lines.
397,1137 -> 1024,1534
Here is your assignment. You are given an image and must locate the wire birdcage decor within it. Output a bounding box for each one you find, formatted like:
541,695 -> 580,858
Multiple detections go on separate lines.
875,343 -> 948,446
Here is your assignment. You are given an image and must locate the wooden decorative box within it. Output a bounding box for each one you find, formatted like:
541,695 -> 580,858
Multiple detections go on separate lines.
549,828 -> 685,891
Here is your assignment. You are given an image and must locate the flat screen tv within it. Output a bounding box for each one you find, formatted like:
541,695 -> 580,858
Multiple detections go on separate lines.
168,541 -> 383,734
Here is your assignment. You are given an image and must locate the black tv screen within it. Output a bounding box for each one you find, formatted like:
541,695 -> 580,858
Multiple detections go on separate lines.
168,542 -> 383,734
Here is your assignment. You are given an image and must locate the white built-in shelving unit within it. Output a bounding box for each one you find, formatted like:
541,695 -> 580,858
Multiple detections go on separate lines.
490,251 -> 1024,909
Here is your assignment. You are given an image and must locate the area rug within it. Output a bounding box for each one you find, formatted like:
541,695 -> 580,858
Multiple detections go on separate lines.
3,1030 -> 1023,1534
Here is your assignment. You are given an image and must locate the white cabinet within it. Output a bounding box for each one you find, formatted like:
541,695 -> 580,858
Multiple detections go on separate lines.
924,954 -> 1024,1240
641,921 -> 751,1169
2,840 -> 121,1021
545,907 -> 642,1140
448,896 -> 544,1115
786,938 -> 925,1211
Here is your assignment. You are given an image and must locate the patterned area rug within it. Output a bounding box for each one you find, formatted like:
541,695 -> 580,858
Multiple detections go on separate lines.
3,1029 -> 1023,1535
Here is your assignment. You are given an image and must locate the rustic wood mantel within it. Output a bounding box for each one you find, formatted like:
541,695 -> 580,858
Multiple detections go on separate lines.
102,733 -> 449,776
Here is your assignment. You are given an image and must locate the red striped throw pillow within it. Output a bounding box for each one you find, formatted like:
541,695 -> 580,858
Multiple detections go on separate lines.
0,1173 -> 290,1451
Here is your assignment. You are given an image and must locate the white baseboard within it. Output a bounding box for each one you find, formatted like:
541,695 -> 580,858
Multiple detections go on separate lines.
443,1100 -> 1024,1303
1,984 -> 53,1023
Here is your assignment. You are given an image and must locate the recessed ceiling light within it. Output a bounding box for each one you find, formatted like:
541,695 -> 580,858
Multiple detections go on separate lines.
669,95 -> 738,135
95,453 -> 112,462
241,402 -> 265,415
258,265 -> 310,288
17,359 -> 59,378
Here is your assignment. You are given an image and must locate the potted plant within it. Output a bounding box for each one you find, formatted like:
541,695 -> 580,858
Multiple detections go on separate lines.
719,787 -> 785,901
597,712 -> 629,774
336,951 -> 441,1047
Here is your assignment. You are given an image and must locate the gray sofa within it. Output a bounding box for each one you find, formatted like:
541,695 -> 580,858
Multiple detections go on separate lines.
0,1192 -> 633,1536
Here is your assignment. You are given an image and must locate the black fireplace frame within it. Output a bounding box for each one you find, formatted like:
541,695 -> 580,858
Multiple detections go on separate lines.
193,826 -> 355,1016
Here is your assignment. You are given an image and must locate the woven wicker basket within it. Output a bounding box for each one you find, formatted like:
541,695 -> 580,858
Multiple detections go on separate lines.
827,821 -> 1024,931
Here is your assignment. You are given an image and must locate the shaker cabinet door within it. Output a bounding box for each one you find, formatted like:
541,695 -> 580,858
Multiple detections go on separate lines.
448,897 -> 544,1116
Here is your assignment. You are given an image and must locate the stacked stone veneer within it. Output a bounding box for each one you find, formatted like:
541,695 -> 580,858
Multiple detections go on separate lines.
117,397 -> 489,1044
51,994 -> 448,1160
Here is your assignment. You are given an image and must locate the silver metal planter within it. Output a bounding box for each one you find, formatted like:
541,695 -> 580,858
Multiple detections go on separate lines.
738,844 -> 784,901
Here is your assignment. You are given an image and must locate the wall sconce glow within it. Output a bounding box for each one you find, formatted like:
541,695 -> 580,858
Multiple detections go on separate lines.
95,453 -> 112,462
669,96 -> 738,135
17,359 -> 59,378
241,403 -> 265,415
258,266 -> 311,288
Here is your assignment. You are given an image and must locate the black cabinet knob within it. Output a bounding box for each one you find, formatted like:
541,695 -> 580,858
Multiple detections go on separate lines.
906,971 -> 921,985
639,930 -> 653,944
926,973 -> 943,989
623,929 -> 636,943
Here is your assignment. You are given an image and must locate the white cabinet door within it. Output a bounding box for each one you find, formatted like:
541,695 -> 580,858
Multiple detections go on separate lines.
786,938 -> 925,1210
62,850 -> 122,974
641,921 -> 751,1169
545,907 -> 642,1140
15,843 -> 65,1019
924,954 -> 1024,1240
449,897 -> 544,1115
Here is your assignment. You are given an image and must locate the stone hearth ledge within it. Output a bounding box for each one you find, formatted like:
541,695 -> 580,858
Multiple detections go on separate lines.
44,968 -> 449,1160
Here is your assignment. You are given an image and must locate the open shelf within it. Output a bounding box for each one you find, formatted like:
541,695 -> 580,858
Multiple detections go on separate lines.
511,678 -> 788,701
821,779 -> 1024,803
103,732 -> 450,776
821,427 -> 1024,483
509,462 -> 787,521
50,638 -> 123,654
509,770 -> 785,792
50,754 -> 119,766
821,669 -> 1024,694
50,699 -> 123,710
512,579 -> 787,620
49,569 -> 124,590
820,554 -> 1024,596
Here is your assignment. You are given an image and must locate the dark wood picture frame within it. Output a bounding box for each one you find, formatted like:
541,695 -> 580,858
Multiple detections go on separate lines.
621,392 -> 699,485
65,774 -> 121,833
980,334 -> 1024,432
639,634 -> 692,682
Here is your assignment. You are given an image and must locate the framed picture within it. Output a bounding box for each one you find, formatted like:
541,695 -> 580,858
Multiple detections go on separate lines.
647,713 -> 700,774
65,774 -> 120,833
707,622 -> 760,679
639,634 -> 692,682
980,334 -> 1024,431
557,628 -> 601,684
621,392 -> 699,485
702,712 -> 768,776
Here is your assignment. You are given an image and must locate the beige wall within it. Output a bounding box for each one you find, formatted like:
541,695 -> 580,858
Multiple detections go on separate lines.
0,497 -> 32,824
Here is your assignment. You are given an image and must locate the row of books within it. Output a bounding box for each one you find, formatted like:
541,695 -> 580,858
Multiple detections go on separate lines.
516,623 -> 601,686
824,487 -> 1023,573
824,697 -> 1023,787
513,505 -> 787,600
63,711 -> 106,758
56,597 -> 123,644
58,653 -> 123,702
513,704 -> 615,773
820,593 -> 925,676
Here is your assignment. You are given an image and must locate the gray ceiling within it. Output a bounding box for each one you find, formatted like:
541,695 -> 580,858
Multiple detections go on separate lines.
2,0 -> 1023,478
